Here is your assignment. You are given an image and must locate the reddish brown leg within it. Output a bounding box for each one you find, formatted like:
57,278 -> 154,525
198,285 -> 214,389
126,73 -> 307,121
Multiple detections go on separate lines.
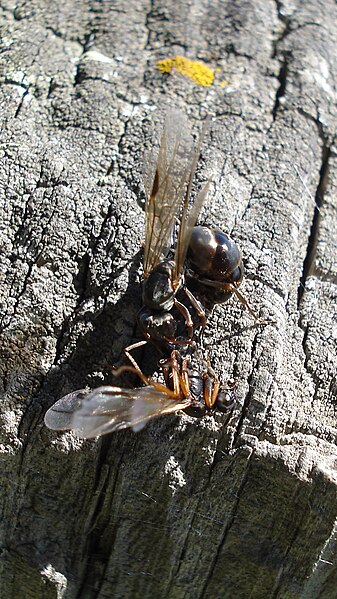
173,299 -> 194,338
161,358 -> 171,388
210,377 -> 221,408
123,340 -> 148,366
114,352 -> 178,398
230,286 -> 273,324
163,300 -> 195,346
183,286 -> 207,329
180,356 -> 191,399
112,340 -> 150,385
163,290 -> 206,346
188,273 -> 273,325
169,351 -> 183,397
202,374 -> 213,409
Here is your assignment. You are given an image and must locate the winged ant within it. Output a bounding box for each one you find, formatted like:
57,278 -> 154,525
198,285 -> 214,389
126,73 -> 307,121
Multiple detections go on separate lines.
44,348 -> 235,437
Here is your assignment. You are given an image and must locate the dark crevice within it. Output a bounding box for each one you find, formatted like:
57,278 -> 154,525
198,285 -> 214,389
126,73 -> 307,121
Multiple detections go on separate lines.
8,262 -> 34,326
47,78 -> 57,99
297,143 -> 331,307
199,452 -> 253,599
73,65 -> 87,87
272,55 -> 289,119
270,483 -> 313,598
4,77 -> 29,89
45,26 -> 66,40
14,89 -> 30,119
73,252 -> 91,306
271,0 -> 293,119
225,43 -> 254,61
75,452 -> 124,599
301,324 -> 310,369
275,0 -> 289,22
231,333 -> 260,448
52,312 -> 76,367
144,0 -> 156,49
81,32 -> 95,54
74,34 -> 95,86
273,0 -> 292,48
274,0 -> 322,49
105,119 -> 129,176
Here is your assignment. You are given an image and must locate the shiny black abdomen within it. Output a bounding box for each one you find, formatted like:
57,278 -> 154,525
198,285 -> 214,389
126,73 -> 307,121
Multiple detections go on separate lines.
187,226 -> 243,285
183,371 -> 207,418
138,307 -> 177,352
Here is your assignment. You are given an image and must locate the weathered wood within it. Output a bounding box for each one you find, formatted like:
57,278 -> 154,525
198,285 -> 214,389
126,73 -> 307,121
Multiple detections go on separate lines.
1,1 -> 336,598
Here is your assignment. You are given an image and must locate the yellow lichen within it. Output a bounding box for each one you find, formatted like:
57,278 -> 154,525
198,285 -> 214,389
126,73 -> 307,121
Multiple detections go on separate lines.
157,56 -> 215,87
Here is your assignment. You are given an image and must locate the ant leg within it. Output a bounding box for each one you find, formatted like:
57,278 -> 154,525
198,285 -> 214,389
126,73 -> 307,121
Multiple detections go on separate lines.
112,364 -> 150,385
159,352 -> 178,390
173,299 -> 194,339
203,368 -> 233,411
160,356 -> 171,387
196,350 -> 223,408
123,340 -> 148,370
169,350 -> 184,397
187,274 -> 273,325
231,286 -> 274,324
112,340 -> 149,385
163,337 -> 195,347
183,287 -> 207,329
202,373 -> 213,409
171,292 -> 206,345
112,364 -> 150,386
158,350 -> 183,398
205,353 -> 217,379
193,346 -> 216,378
180,355 -> 191,398
114,344 -> 178,398
209,377 -> 221,408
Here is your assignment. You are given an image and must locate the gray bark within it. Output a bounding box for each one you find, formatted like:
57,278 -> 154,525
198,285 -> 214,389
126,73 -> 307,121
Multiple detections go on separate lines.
1,1 -> 337,598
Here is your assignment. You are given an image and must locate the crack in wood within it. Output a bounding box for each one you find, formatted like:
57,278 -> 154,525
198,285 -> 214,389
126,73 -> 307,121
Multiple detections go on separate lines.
232,332 -> 260,448
298,142 -> 332,307
199,451 -> 254,598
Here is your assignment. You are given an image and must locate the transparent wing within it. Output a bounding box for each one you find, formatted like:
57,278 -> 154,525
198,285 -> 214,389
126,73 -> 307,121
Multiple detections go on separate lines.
143,110 -> 195,277
45,385 -> 191,438
174,119 -> 211,281
44,389 -> 90,431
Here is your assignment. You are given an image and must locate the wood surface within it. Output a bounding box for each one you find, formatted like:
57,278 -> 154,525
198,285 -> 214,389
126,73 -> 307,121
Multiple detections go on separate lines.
0,1 -> 336,598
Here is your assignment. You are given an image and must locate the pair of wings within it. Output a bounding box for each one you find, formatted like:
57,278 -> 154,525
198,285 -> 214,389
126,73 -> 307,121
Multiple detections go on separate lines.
143,110 -> 211,283
44,385 -> 192,438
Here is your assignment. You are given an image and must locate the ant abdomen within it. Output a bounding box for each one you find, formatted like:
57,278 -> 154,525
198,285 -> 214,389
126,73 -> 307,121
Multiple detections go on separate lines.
187,226 -> 244,287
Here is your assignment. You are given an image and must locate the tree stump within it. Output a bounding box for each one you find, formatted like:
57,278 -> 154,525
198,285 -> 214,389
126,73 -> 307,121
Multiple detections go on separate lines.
1,1 -> 336,598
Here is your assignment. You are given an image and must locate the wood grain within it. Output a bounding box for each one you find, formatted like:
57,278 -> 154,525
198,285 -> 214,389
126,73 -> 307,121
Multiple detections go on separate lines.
0,1 -> 336,597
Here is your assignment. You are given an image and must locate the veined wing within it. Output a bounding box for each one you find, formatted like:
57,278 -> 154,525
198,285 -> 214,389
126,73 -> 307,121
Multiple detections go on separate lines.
45,385 -> 191,438
44,389 -> 90,431
143,110 -> 195,277
174,118 -> 211,282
